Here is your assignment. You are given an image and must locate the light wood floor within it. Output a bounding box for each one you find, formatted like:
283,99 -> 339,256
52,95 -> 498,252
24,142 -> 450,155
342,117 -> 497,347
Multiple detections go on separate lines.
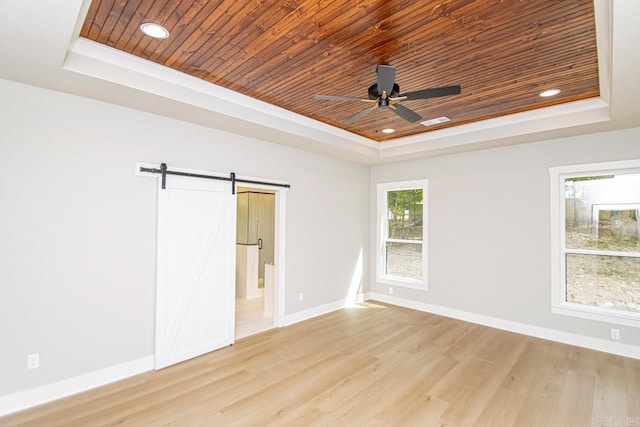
3,301 -> 639,426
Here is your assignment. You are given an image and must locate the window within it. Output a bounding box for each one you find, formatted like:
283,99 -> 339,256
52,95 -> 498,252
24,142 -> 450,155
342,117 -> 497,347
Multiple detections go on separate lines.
550,160 -> 640,327
377,180 -> 428,290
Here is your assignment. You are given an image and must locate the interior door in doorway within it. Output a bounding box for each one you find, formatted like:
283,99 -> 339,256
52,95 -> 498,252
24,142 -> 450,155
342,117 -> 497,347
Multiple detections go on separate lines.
155,176 -> 236,370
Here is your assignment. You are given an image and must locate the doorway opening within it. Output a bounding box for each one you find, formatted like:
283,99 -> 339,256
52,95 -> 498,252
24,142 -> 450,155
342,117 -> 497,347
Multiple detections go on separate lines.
235,187 -> 282,338
140,162 -> 288,368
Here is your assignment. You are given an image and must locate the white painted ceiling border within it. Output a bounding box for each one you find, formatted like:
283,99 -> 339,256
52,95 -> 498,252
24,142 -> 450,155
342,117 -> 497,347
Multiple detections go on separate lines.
593,0 -> 611,104
378,97 -> 610,158
64,38 -> 378,154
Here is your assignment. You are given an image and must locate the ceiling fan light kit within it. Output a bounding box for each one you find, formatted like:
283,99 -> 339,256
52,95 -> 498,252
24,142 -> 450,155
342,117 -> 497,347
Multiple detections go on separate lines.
315,65 -> 461,125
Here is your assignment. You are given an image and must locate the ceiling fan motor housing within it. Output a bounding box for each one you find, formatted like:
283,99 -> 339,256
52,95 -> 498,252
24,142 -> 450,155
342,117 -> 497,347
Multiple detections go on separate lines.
368,83 -> 400,100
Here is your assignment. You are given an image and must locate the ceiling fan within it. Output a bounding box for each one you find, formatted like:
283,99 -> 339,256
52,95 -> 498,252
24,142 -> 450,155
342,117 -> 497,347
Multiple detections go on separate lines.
314,65 -> 461,125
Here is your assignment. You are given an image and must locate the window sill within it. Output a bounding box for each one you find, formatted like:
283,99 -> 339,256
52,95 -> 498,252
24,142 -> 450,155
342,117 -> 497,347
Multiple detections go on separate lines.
552,304 -> 640,328
378,276 -> 428,291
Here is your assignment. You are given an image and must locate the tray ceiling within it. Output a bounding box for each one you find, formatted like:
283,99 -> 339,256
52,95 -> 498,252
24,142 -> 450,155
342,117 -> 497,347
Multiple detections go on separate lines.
80,0 -> 600,143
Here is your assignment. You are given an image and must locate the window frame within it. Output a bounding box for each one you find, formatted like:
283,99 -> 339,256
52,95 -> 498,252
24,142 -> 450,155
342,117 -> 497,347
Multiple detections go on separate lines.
549,159 -> 640,328
376,179 -> 428,290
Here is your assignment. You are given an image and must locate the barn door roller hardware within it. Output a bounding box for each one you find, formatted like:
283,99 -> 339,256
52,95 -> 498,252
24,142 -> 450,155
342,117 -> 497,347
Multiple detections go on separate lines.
139,163 -> 290,194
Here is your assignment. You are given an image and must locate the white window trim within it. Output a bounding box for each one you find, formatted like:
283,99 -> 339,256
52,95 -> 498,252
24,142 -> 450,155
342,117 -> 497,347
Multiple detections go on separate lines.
549,159 -> 640,328
376,179 -> 428,290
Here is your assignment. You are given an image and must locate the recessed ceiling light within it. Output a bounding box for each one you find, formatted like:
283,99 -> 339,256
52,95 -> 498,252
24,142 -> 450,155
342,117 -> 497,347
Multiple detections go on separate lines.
140,23 -> 170,39
539,88 -> 561,97
421,117 -> 450,127
382,128 -> 395,134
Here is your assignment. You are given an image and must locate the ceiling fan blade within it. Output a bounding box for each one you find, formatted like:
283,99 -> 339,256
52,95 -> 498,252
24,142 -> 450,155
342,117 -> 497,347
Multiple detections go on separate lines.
402,85 -> 461,100
390,103 -> 422,123
314,95 -> 365,102
344,104 -> 378,125
376,65 -> 396,97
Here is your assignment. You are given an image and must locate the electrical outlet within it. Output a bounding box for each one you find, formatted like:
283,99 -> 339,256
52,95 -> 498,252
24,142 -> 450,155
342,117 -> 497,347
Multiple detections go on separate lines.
611,328 -> 620,340
388,287 -> 393,295
27,353 -> 39,370
298,292 -> 303,302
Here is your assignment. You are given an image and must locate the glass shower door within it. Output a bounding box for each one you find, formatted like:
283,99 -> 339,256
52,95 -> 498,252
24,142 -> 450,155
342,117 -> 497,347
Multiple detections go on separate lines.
257,193 -> 275,286
236,191 -> 275,289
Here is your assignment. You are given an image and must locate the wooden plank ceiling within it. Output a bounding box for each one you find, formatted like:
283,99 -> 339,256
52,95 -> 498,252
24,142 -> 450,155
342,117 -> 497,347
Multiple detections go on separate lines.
81,0 -> 599,142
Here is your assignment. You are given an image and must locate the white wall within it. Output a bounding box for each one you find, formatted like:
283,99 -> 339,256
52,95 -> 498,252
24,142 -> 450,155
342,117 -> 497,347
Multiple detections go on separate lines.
0,79 -> 369,397
370,127 -> 640,351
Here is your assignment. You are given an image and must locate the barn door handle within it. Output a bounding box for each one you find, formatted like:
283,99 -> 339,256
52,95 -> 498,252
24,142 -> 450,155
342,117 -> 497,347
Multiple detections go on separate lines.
258,238 -> 263,250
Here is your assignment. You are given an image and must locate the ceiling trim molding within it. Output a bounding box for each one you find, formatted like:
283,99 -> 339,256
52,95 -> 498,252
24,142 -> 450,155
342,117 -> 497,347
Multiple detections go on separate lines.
594,0 -> 612,104
64,38 -> 380,154
378,97 -> 611,158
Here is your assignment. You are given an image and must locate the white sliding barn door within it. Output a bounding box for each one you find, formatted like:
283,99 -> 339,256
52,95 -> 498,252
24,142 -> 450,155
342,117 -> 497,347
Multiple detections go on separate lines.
155,176 -> 236,369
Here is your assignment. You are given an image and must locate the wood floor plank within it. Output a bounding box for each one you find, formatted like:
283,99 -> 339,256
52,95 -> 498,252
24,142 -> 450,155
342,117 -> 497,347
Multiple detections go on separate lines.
371,354 -> 456,425
592,361 -> 628,425
550,369 -> 596,426
2,301 -> 639,427
434,358 -> 507,426
430,330 -> 528,426
568,346 -> 601,376
310,350 -> 438,424
102,369 -> 256,426
508,339 -> 572,426
268,404 -> 327,427
511,380 -> 564,427
310,354 -> 400,414
383,394 -> 450,427
624,357 -> 640,419
473,386 -> 527,427
219,352 -> 377,424
502,339 -> 571,396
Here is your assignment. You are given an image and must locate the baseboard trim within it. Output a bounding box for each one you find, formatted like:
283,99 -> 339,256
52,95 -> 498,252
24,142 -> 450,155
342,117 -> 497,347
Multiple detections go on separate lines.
283,294 -> 367,326
0,356 -> 154,417
367,293 -> 639,360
